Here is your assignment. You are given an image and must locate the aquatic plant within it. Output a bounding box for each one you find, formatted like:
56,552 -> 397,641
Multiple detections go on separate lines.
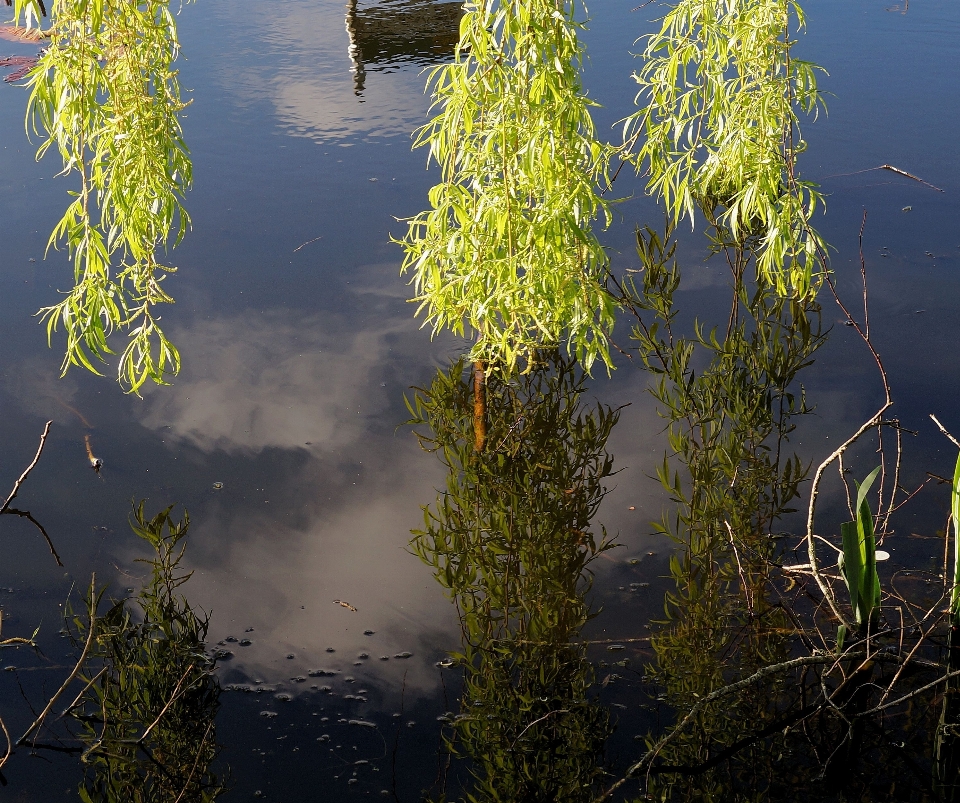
399,0 -> 616,374
624,0 -> 827,295
837,466 -> 882,639
17,0 -> 192,393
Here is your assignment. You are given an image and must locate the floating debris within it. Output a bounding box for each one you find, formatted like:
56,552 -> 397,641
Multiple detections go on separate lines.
0,55 -> 38,83
308,669 -> 338,677
239,639 -> 252,646
318,734 -> 330,742
286,653 -> 295,659
606,644 -> 626,651
363,629 -> 375,635
260,711 -> 278,718
357,652 -> 369,659
348,719 -> 377,728
326,647 -> 336,653
436,658 -> 455,668
212,481 -> 224,490
225,636 -> 238,643
380,655 -> 390,661
0,25 -> 48,43
84,434 -> 103,474
333,599 -> 357,612
291,676 -> 307,683
245,627 -> 255,632
213,649 -> 234,660
394,651 -> 412,659
276,693 -> 292,702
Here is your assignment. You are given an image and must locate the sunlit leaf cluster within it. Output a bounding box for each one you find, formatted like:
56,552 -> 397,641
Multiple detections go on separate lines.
22,0 -> 191,393
399,0 -> 617,374
624,0 -> 827,295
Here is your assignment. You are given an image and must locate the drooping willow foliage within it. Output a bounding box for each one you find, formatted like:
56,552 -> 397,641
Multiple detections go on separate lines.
399,0 -> 616,375
19,0 -> 191,393
624,0 -> 826,296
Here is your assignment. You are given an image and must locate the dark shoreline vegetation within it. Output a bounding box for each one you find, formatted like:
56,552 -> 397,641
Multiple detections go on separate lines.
0,0 -> 958,801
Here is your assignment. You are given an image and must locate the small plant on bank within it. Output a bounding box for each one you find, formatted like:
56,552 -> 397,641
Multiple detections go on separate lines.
838,466 -> 882,644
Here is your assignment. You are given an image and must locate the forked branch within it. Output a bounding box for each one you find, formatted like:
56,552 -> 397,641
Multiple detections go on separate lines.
0,421 -> 62,566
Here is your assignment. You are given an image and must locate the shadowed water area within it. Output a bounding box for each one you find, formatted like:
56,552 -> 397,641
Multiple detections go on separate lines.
0,0 -> 959,801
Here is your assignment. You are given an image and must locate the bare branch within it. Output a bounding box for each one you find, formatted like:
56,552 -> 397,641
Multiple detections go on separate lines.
0,421 -> 52,513
18,575 -> 98,747
931,414 -> 960,450
0,421 -> 62,567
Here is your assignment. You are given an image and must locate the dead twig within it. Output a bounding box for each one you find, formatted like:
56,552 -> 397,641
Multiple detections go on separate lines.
0,712 -> 11,772
592,653 -> 863,802
293,235 -> 323,253
821,164 -> 944,193
930,414 -> 960,450
18,575 -> 98,746
1,421 -> 52,513
0,421 -> 62,566
725,521 -> 754,616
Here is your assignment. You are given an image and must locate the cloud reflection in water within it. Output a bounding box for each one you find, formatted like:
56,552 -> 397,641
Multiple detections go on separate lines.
134,297 -> 460,694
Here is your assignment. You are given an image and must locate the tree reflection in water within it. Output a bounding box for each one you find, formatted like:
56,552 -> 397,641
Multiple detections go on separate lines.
408,354 -> 618,802
66,503 -> 223,803
608,227 -> 947,802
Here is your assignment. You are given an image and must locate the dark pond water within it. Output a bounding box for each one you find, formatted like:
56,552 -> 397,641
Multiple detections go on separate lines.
1,1 -> 959,801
